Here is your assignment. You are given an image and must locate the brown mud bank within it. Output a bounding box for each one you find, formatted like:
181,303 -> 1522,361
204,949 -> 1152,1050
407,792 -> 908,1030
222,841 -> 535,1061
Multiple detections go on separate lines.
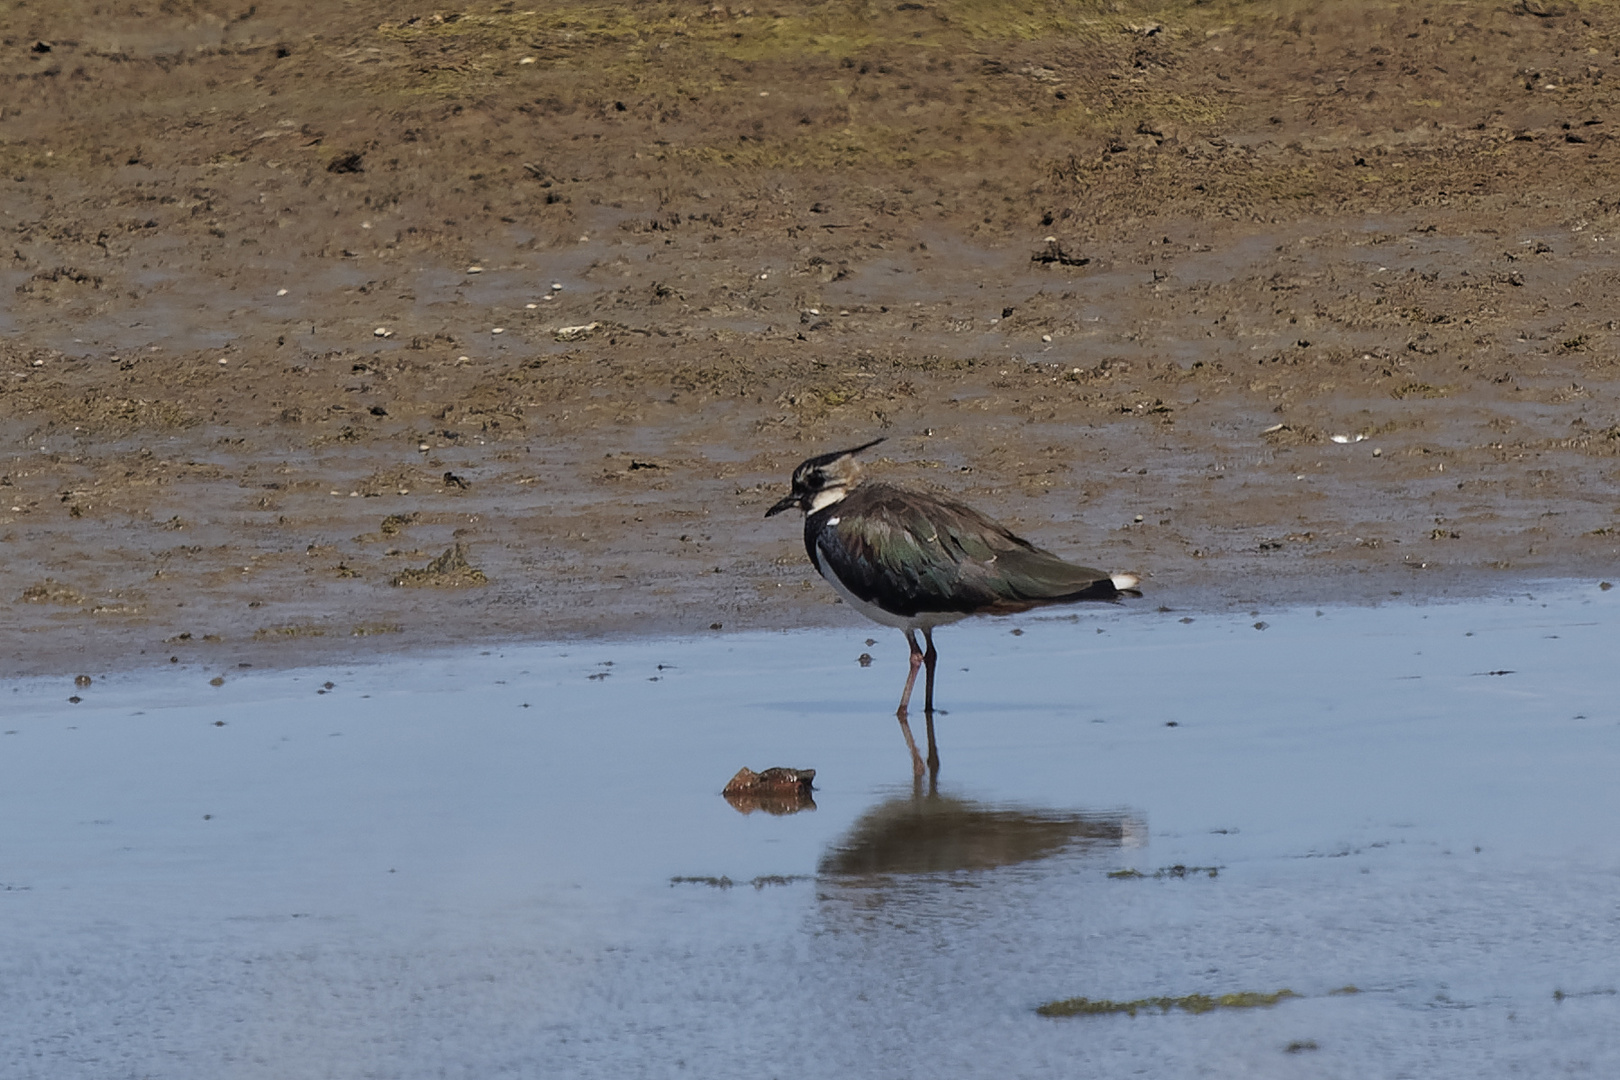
3,1 -> 1619,675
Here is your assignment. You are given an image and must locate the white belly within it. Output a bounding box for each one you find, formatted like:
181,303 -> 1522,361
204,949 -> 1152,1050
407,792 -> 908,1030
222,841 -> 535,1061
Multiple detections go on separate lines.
814,548 -> 968,634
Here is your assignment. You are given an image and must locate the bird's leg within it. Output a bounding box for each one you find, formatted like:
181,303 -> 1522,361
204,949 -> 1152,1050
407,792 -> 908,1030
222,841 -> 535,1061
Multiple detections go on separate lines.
897,630 -> 924,717
896,630 -> 927,778
921,627 -> 940,779
922,627 -> 938,714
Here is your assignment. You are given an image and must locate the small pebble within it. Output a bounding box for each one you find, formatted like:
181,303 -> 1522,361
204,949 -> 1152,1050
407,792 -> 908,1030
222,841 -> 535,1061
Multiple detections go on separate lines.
276,288 -> 289,296
492,327 -> 504,334
551,282 -> 563,290
467,265 -> 483,274
374,327 -> 393,338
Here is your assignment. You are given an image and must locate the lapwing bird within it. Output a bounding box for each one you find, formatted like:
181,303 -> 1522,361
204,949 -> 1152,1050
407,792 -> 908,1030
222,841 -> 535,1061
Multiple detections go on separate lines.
766,438 -> 1141,756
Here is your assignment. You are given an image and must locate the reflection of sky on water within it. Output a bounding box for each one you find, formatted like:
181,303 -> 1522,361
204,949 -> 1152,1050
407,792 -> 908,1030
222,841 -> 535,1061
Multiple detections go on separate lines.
1,584 -> 1618,1077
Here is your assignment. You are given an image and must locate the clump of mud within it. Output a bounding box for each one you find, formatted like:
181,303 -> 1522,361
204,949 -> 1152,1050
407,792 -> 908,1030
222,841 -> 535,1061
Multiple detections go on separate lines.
1038,989 -> 1297,1018
391,544 -> 488,589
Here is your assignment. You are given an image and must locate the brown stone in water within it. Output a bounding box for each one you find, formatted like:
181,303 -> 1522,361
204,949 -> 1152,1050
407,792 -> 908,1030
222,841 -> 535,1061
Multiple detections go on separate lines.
724,766 -> 815,794
722,767 -> 817,816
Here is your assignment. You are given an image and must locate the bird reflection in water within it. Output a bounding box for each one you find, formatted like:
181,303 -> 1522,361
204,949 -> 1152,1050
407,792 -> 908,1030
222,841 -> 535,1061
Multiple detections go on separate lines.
819,792 -> 1144,878
896,708 -> 940,783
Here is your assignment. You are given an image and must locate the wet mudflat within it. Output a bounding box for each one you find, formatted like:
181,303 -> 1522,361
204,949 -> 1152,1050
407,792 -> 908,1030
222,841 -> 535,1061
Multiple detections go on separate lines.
3,583 -> 1619,1078
10,2 -> 1620,671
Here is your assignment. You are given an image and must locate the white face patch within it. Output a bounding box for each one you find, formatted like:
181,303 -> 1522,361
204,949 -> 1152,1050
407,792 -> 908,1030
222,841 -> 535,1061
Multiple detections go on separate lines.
808,487 -> 847,512
826,517 -> 840,526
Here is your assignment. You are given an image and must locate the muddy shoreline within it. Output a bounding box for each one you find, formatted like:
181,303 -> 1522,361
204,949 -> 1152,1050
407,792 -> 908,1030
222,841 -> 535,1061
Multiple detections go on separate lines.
5,2 -> 1620,677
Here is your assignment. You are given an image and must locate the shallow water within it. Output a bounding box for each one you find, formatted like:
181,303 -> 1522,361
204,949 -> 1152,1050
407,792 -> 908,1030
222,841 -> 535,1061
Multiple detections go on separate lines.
3,584 -> 1619,1078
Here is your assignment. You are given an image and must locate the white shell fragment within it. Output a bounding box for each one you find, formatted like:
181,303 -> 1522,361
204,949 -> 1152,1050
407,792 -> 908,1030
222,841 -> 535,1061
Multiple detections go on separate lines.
555,322 -> 600,341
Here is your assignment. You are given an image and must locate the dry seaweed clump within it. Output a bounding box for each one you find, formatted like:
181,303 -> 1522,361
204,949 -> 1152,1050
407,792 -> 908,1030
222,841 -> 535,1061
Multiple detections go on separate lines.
391,543 -> 488,588
20,579 -> 88,606
1037,989 -> 1297,1018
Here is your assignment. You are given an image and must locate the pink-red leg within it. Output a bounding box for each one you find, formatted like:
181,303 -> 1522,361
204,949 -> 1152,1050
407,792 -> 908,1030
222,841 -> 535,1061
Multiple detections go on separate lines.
896,630 -> 927,777
897,630 -> 924,716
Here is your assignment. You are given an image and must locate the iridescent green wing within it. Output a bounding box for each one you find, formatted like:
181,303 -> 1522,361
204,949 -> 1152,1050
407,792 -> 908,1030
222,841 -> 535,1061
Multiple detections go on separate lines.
816,484 -> 1115,616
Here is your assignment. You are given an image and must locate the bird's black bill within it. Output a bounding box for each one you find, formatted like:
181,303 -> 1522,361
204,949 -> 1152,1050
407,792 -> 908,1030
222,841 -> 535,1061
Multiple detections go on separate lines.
764,493 -> 801,517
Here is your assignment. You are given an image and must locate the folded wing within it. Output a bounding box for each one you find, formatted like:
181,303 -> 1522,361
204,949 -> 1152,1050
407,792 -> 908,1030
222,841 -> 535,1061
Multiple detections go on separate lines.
812,483 -> 1122,617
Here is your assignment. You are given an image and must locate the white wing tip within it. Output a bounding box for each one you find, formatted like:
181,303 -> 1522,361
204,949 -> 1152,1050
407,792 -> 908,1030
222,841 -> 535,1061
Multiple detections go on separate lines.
1111,573 -> 1140,591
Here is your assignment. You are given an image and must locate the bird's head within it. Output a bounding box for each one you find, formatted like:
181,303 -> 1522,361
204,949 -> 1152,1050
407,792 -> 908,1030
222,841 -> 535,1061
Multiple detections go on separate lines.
765,437 -> 885,517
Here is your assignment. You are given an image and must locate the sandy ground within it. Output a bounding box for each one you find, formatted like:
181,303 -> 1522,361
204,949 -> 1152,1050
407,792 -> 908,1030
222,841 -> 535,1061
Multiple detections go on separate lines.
4,0 -> 1620,675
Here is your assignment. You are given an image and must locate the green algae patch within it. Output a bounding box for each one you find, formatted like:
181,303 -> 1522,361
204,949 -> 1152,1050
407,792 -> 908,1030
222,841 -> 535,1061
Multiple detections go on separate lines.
670,874 -> 811,890
1108,864 -> 1219,880
1037,989 -> 1297,1018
